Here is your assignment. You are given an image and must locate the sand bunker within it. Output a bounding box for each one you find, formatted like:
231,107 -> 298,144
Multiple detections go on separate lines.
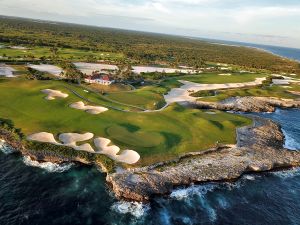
94,138 -> 120,155
219,73 -> 232,76
27,132 -> 59,145
132,66 -> 199,74
59,132 -> 95,152
164,78 -> 266,104
0,64 -> 16,77
70,101 -> 108,114
28,64 -> 63,76
27,133 -> 140,164
272,76 -> 300,85
94,137 -> 140,164
41,89 -> 69,100
74,62 -> 118,75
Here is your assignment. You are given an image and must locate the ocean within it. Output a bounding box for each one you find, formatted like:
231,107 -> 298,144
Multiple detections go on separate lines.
1,46 -> 300,225
212,40 -> 300,62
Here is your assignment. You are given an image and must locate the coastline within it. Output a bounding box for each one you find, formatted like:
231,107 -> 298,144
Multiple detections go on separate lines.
106,116 -> 300,201
209,40 -> 300,63
1,107 -> 300,202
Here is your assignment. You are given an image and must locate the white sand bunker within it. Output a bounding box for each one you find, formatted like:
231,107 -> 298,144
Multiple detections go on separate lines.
164,77 -> 266,104
28,132 -> 95,152
94,138 -> 140,164
0,64 -> 16,77
41,89 -> 69,100
70,101 -> 108,114
59,132 -> 95,152
132,66 -> 199,74
27,132 -> 59,145
74,62 -> 118,75
272,76 -> 300,85
28,64 -> 63,76
219,73 -> 231,76
27,133 -> 140,164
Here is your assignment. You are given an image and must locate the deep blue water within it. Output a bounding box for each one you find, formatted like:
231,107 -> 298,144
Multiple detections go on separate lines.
1,109 -> 300,225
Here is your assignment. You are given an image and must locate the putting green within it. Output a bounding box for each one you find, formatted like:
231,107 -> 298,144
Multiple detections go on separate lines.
0,77 -> 251,165
106,125 -> 164,148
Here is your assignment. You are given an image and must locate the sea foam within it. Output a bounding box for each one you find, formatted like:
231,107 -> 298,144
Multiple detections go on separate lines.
170,184 -> 216,201
0,140 -> 16,154
22,156 -> 73,173
111,201 -> 150,218
282,129 -> 300,150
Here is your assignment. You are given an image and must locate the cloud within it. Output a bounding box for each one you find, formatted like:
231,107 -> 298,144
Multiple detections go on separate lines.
233,6 -> 300,24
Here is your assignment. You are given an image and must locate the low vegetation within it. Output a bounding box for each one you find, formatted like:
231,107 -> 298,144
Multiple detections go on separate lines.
1,16 -> 299,73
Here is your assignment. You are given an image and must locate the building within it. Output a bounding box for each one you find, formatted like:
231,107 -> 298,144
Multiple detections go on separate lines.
84,74 -> 114,85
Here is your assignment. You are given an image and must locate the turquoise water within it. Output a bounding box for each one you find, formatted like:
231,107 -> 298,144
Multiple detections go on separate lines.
1,109 -> 300,225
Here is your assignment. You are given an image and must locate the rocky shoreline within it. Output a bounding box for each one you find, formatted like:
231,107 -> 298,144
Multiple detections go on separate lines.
107,116 -> 300,202
192,96 -> 300,112
1,110 -> 300,202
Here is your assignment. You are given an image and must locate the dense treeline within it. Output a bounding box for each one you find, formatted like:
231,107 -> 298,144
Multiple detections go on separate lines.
0,16 -> 299,73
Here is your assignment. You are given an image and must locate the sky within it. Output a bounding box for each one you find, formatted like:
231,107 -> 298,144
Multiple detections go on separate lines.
0,0 -> 300,48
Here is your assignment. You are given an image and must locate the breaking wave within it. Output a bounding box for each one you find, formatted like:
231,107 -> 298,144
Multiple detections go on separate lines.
283,129 -> 300,150
22,156 -> 73,173
111,201 -> 150,218
0,140 -> 16,154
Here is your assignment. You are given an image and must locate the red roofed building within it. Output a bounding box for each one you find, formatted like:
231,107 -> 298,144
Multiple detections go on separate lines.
84,73 -> 114,85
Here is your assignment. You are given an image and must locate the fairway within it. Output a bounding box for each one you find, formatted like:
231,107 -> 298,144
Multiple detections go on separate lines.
178,73 -> 266,84
106,79 -> 181,110
198,85 -> 300,102
0,77 -> 251,165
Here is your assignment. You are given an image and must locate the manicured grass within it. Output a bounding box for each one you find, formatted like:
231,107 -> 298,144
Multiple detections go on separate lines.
199,85 -> 300,102
106,79 -> 181,110
0,77 -> 251,165
178,73 -> 266,84
0,44 -> 124,61
83,83 -> 133,93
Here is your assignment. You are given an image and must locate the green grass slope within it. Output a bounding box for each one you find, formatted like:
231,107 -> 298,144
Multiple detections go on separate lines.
0,77 -> 251,165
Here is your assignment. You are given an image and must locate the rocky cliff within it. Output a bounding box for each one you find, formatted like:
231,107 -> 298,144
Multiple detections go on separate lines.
193,97 -> 300,112
107,117 -> 300,202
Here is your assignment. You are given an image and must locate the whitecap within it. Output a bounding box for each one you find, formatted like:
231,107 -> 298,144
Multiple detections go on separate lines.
196,193 -> 217,222
111,201 -> 150,218
243,174 -> 256,181
0,140 -> 16,154
272,167 -> 300,179
216,195 -> 230,209
22,156 -> 73,173
159,208 -> 172,225
170,184 -> 216,200
282,129 -> 300,150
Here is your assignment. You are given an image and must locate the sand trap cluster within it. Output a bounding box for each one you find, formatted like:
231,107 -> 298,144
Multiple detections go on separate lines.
74,62 -> 118,75
94,138 -> 140,164
41,89 -> 69,100
70,101 -> 108,114
272,76 -> 300,85
132,66 -> 199,74
0,64 -> 16,77
28,64 -> 63,76
27,132 -> 140,164
164,77 -> 266,104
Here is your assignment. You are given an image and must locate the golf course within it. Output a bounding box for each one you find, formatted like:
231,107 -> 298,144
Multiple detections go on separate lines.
0,76 -> 251,165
